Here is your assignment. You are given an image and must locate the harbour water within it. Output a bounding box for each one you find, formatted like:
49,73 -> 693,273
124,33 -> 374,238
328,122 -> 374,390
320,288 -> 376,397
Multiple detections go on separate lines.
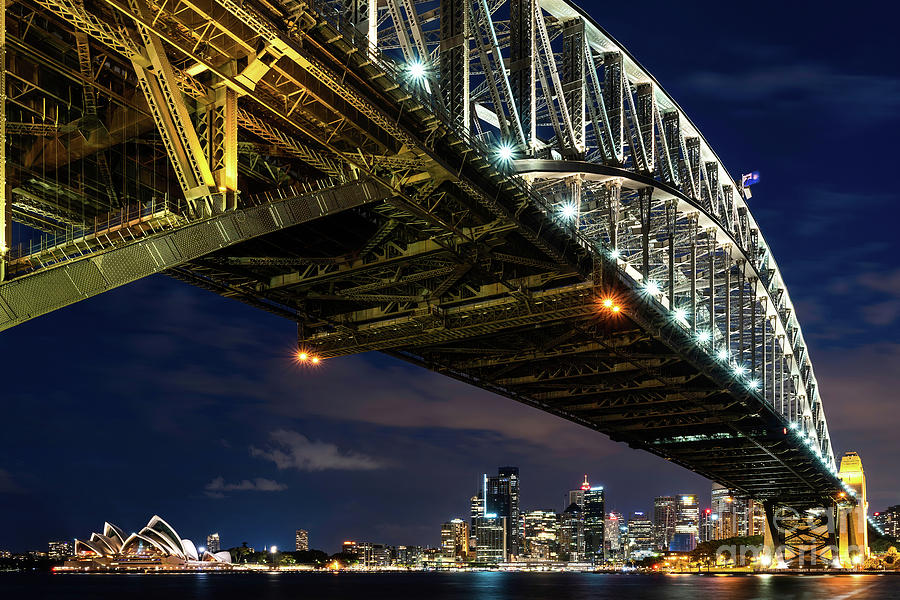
1,571 -> 897,599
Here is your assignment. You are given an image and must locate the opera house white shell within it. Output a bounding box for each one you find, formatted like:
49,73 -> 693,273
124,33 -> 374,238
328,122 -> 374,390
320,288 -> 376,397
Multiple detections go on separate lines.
70,515 -> 232,569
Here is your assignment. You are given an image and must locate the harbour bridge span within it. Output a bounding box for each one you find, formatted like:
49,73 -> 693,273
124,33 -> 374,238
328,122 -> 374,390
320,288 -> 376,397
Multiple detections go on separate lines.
0,0 -> 856,534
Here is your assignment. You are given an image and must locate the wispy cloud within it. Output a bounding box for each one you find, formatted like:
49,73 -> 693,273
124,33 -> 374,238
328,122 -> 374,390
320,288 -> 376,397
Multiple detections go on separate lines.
685,64 -> 900,126
251,430 -> 386,472
204,476 -> 287,498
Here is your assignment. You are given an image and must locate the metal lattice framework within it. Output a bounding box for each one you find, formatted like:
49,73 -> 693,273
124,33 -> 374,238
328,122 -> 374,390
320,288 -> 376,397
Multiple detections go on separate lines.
0,0 -> 849,505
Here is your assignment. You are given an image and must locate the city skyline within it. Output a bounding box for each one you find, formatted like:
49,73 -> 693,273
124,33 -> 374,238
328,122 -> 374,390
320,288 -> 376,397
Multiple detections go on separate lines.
11,465 -> 894,557
2,0 -> 899,561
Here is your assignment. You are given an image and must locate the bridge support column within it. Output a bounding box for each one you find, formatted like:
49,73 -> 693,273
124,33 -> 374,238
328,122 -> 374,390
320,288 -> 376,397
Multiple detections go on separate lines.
762,501 -> 784,568
837,452 -> 869,567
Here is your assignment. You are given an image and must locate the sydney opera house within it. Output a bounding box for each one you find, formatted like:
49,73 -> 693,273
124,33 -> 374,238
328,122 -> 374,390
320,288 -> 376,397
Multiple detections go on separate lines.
65,515 -> 232,571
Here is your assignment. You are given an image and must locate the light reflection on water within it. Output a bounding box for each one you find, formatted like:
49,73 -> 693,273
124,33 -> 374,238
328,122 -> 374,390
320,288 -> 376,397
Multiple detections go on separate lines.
0,572 -> 894,600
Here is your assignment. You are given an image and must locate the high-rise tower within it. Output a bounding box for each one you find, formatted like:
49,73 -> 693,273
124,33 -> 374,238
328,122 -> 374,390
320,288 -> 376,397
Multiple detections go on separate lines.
484,467 -> 521,559
583,479 -> 605,563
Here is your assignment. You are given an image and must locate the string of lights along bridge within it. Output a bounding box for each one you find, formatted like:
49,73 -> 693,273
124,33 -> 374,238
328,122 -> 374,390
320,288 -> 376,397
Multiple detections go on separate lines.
0,0 -> 871,566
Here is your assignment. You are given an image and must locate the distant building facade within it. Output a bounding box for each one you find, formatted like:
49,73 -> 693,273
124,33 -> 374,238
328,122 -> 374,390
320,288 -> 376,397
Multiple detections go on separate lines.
356,542 -> 391,567
674,494 -> 699,550
653,496 -> 676,551
626,512 -> 654,557
48,540 -> 74,560
440,519 -> 469,561
604,511 -> 624,558
874,505 -> 900,539
206,533 -> 220,554
559,503 -> 584,561
523,510 -> 559,560
700,508 -> 716,543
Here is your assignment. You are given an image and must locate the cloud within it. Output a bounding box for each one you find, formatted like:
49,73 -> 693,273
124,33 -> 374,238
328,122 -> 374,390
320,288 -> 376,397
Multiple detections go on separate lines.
250,430 -> 386,472
204,476 -> 287,497
685,64 -> 900,126
0,469 -> 25,494
861,300 -> 900,326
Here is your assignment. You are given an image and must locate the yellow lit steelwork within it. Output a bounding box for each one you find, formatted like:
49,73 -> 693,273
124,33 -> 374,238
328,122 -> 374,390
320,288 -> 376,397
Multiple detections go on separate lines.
837,451 -> 869,567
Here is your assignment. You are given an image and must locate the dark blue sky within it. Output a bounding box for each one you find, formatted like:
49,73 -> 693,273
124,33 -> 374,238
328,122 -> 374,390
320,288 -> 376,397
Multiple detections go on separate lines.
2,0 -> 898,553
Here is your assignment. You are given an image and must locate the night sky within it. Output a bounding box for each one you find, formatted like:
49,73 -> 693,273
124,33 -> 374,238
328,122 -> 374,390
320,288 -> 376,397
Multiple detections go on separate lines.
1,0 -> 898,554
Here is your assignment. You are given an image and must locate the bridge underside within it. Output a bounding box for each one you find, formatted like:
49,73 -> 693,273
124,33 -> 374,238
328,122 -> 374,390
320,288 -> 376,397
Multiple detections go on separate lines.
176,201 -> 834,505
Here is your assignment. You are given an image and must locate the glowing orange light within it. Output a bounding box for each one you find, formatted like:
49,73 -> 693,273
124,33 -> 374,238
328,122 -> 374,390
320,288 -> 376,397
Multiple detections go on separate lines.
298,352 -> 309,361
217,185 -> 227,192
602,298 -> 613,308
612,305 -> 621,313
311,357 -> 321,364
839,492 -> 846,498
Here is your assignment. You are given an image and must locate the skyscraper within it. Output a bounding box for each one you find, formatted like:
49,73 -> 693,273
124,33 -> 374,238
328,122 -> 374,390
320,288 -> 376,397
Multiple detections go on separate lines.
568,474 -> 591,508
626,511 -> 654,557
440,519 -> 469,561
674,493 -> 699,550
559,502 -> 584,562
484,467 -> 521,559
604,511 -> 623,558
653,496 -> 676,551
711,483 -> 735,539
295,529 -> 309,552
700,508 -> 716,543
471,487 -> 507,563
206,533 -> 220,554
583,481 -> 605,563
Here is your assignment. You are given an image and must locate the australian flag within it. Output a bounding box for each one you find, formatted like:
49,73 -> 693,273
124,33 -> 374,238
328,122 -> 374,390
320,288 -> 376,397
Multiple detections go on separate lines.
741,171 -> 760,187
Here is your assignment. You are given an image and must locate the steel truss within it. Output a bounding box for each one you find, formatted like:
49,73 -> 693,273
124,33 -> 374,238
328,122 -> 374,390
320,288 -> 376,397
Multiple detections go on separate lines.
2,0 -> 841,504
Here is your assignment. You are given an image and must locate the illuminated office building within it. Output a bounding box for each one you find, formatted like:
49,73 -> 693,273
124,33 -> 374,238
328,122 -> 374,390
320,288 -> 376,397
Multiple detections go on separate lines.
568,474 -> 591,508
440,519 -> 469,561
559,503 -> 584,561
653,496 -> 676,551
674,493 -> 699,550
626,512 -> 654,557
583,482 -> 605,563
484,467 -> 521,559
523,509 -> 559,560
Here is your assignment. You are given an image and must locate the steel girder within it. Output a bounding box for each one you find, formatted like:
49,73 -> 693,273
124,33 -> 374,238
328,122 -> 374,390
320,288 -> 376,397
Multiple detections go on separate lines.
0,179 -> 391,330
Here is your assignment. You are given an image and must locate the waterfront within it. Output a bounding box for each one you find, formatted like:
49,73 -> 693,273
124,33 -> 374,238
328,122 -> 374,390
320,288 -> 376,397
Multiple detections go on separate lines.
1,572 -> 898,600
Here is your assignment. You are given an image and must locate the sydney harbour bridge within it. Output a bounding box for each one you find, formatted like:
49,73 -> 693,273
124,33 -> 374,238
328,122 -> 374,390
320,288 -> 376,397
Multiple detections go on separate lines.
0,0 -> 870,565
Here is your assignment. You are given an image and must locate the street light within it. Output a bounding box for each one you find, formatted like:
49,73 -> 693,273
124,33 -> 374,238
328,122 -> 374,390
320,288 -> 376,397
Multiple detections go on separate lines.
560,203 -> 578,220
407,60 -> 426,81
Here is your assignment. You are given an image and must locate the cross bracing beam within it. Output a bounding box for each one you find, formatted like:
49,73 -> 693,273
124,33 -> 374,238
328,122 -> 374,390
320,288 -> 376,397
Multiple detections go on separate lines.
514,158 -> 833,466
0,179 -> 391,330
